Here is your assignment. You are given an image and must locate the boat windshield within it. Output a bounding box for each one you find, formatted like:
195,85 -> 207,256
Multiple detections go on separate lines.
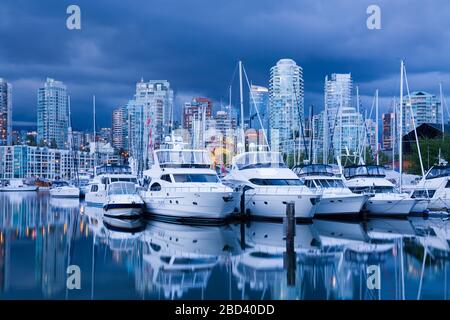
107,182 -> 137,195
53,181 -> 70,187
294,164 -> 335,177
314,179 -> 345,188
425,166 -> 450,180
344,166 -> 386,179
96,165 -> 132,175
156,150 -> 211,168
249,178 -> 304,186
233,152 -> 287,170
172,174 -> 220,183
109,177 -> 137,184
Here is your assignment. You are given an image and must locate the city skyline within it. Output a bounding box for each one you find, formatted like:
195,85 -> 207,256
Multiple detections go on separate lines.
2,0 -> 450,130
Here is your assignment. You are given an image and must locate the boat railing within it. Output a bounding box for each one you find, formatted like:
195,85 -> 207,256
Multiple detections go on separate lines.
249,186 -> 319,195
155,186 -> 233,193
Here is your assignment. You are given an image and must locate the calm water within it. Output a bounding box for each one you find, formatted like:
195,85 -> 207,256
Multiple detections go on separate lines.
0,192 -> 449,300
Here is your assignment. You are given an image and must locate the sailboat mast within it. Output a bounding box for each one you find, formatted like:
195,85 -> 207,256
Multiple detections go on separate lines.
440,83 -> 445,141
93,95 -> 97,170
68,95 -> 73,180
323,75 -> 328,164
238,61 -> 245,150
376,89 -> 379,165
356,86 -> 360,161
399,60 -> 404,191
392,97 -> 396,170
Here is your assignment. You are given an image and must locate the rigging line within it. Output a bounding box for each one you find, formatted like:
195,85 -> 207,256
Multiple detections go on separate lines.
403,64 -> 425,177
242,65 -> 270,149
292,83 -> 309,164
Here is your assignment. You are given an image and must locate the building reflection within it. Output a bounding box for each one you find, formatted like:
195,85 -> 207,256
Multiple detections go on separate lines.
136,221 -> 241,299
0,192 -> 83,298
1,192 -> 449,300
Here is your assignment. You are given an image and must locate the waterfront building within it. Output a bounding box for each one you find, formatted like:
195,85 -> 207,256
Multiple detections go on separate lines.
37,78 -> 68,149
322,73 -> 361,161
402,91 -> 442,134
365,118 -> 377,154
183,97 -> 213,132
249,85 -> 269,133
127,80 -> 174,172
382,112 -> 395,150
0,78 -> 12,146
269,59 -> 304,153
112,106 -> 128,151
72,131 -> 86,151
0,145 -> 94,180
98,127 -> 112,145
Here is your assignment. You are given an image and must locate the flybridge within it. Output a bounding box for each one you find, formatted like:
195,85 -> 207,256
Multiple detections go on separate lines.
155,150 -> 212,168
344,165 -> 387,179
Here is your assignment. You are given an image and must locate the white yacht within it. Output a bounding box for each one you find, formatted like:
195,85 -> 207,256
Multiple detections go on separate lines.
141,221 -> 241,299
222,151 -> 321,219
85,165 -> 138,206
103,181 -> 144,218
140,149 -> 240,221
407,164 -> 450,212
49,180 -> 80,198
0,179 -> 38,192
72,173 -> 92,198
293,164 -> 367,216
344,165 -> 416,216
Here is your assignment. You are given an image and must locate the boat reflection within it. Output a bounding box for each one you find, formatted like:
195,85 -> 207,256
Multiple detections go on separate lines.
137,220 -> 241,299
0,191 -> 449,300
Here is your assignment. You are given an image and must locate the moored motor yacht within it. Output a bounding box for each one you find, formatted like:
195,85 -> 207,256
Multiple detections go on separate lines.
293,164 -> 367,216
222,151 -> 321,219
0,178 -> 38,192
344,165 -> 416,216
406,164 -> 450,212
49,180 -> 80,198
103,181 -> 144,218
140,148 -> 240,222
85,164 -> 140,208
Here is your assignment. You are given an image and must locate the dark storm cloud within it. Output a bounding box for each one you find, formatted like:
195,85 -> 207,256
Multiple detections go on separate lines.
1,0 -> 450,129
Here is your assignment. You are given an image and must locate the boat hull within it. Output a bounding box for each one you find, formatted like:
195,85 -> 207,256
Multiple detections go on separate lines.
141,191 -> 240,220
364,194 -> 415,216
315,194 -> 367,215
0,186 -> 38,192
243,191 -> 319,219
103,203 -> 143,218
49,187 -> 80,198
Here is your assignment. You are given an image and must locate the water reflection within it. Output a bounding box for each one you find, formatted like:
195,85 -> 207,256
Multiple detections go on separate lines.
0,192 -> 449,300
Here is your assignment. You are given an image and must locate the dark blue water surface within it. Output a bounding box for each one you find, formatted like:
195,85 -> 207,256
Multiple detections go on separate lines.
0,192 -> 449,300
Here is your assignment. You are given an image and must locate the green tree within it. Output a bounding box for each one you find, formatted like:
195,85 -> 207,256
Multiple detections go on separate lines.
405,134 -> 450,175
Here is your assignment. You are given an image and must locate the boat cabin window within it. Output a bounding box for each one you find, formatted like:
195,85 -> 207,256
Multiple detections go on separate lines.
53,181 -> 69,187
314,179 -> 345,188
150,183 -> 161,191
446,181 -> 450,188
349,186 -> 394,194
107,182 -> 137,195
96,165 -> 132,175
249,178 -> 303,186
90,185 -> 98,192
412,189 -> 436,198
293,164 -> 335,177
344,165 -> 386,179
161,174 -> 172,183
233,152 -> 287,170
109,177 -> 137,184
156,150 -> 211,168
172,174 -> 220,183
373,186 -> 395,193
425,166 -> 450,180
304,180 -> 316,189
